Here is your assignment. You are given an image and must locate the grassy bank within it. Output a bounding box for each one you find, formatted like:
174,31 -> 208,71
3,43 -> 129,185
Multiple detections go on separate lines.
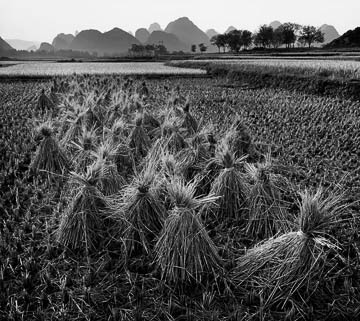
168,60 -> 360,101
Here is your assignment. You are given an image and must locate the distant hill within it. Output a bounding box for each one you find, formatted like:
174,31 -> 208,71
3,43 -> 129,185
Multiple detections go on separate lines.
225,26 -> 236,34
206,29 -> 219,39
27,45 -> 37,51
135,28 -> 150,44
320,24 -> 340,44
149,23 -> 162,34
70,29 -> 102,53
38,42 -> 55,52
269,21 -> 282,30
146,31 -> 188,52
52,33 -> 74,50
326,27 -> 360,48
165,17 -> 210,50
69,28 -> 140,55
0,37 -> 14,51
6,39 -> 40,51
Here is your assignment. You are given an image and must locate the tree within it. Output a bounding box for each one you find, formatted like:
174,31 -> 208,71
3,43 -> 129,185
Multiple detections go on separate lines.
254,25 -> 274,48
145,44 -> 155,51
155,44 -> 168,55
129,44 -> 145,56
277,22 -> 301,48
299,25 -> 324,48
226,30 -> 243,52
191,44 -> 197,53
218,34 -> 228,53
211,35 -> 226,53
198,43 -> 207,53
272,28 -> 283,48
241,30 -> 253,49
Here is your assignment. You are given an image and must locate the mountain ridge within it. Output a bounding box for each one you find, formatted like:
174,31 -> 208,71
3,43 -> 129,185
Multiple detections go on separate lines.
69,28 -> 140,55
0,37 -> 14,51
165,17 -> 211,51
146,30 -> 188,52
52,33 -> 75,50
326,27 -> 360,48
5,39 -> 40,51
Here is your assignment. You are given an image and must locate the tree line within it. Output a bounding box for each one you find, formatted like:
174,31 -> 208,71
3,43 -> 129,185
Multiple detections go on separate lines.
128,43 -> 171,56
210,23 -> 325,52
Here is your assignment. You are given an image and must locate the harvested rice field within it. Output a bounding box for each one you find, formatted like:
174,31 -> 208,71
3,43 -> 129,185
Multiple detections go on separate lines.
1,74 -> 359,320
0,61 -> 206,77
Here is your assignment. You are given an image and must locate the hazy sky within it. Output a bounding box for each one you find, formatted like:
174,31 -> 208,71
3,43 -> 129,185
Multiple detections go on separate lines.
0,0 -> 359,42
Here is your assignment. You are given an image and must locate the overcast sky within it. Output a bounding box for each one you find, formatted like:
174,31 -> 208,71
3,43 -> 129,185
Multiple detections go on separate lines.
0,0 -> 358,42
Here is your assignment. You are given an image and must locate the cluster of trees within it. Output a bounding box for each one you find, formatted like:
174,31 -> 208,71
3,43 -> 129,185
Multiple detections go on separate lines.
128,43 -> 169,56
128,44 -> 192,56
191,43 -> 208,53
211,30 -> 253,52
210,23 -> 325,52
0,48 -> 97,59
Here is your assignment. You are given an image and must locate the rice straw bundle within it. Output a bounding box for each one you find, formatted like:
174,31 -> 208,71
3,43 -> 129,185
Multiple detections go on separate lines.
70,126 -> 98,171
244,156 -> 293,240
138,81 -> 149,99
37,89 -> 54,113
202,145 -> 249,223
181,101 -> 198,135
83,106 -> 102,130
142,111 -> 161,138
207,133 -> 217,157
30,122 -> 70,181
101,88 -> 112,107
155,152 -> 185,210
106,91 -> 127,124
60,109 -> 88,147
137,137 -> 170,180
166,91 -> 185,119
232,188 -> 348,308
57,167 -> 109,253
49,86 -> 59,106
112,142 -> 134,178
155,178 -> 221,285
160,152 -> 184,179
116,169 -> 166,258
90,142 -> 126,195
106,118 -> 129,144
192,133 -> 219,196
128,114 -> 151,162
224,119 -> 258,161
176,130 -> 213,181
160,117 -> 187,154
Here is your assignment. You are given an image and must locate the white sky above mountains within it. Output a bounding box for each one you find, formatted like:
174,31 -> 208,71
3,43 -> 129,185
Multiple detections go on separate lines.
0,0 -> 358,42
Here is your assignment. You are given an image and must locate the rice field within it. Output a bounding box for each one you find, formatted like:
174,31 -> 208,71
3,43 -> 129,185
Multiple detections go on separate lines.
0,61 -> 206,76
1,74 -> 359,320
170,58 -> 360,81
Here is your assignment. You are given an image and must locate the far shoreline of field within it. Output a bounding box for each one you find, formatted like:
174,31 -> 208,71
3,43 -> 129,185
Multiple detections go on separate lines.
2,47 -> 360,64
